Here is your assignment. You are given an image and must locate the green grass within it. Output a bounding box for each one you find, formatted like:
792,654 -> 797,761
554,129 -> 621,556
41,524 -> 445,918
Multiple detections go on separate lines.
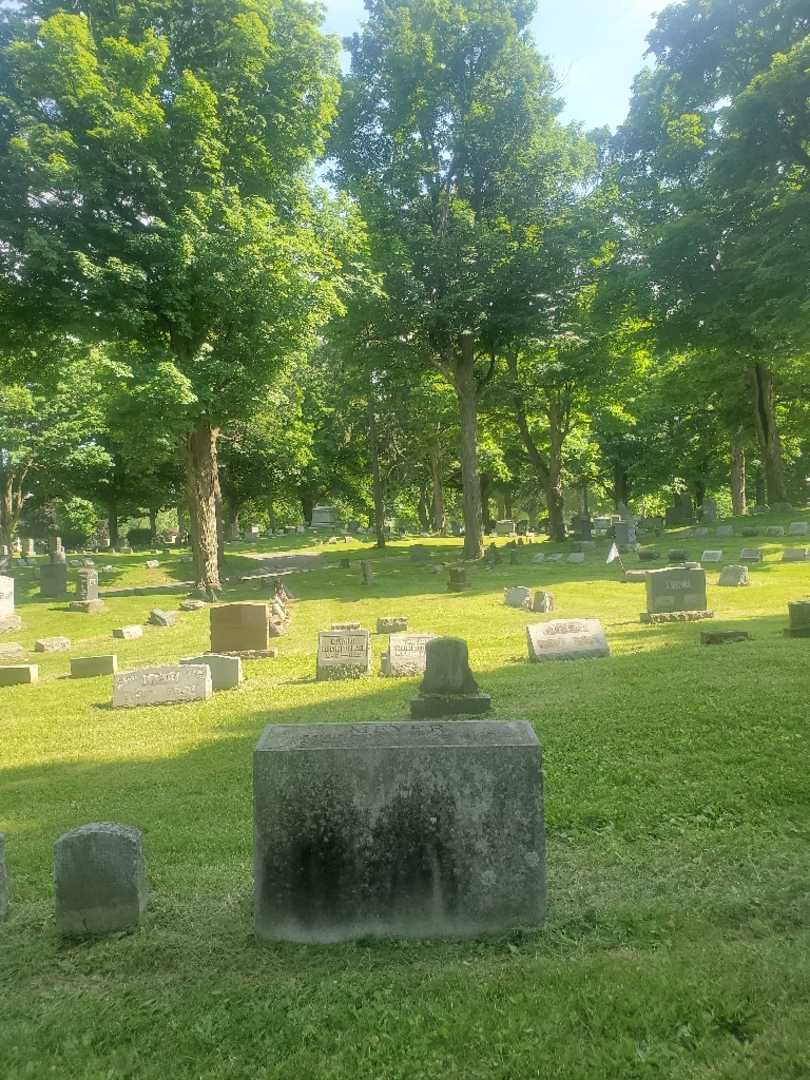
3,515 -> 810,1078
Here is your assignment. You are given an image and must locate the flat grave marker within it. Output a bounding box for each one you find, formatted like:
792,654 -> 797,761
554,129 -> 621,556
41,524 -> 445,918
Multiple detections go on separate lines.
527,619 -> 609,662
112,664 -> 212,708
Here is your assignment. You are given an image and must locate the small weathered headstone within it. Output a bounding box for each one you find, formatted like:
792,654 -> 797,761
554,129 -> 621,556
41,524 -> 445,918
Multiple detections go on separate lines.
739,548 -> 763,563
716,525 -> 735,538
54,823 -> 147,936
701,630 -> 750,645
532,590 -> 554,613
410,545 -> 430,563
380,632 -> 437,676
112,664 -> 212,708
495,520 -> 516,536
613,521 -> 636,549
0,643 -> 25,660
788,522 -> 809,536
147,608 -> 176,627
504,586 -> 532,610
180,653 -> 242,691
766,525 -> 785,537
35,636 -> 71,653
409,637 -> 491,718
701,550 -> 723,563
718,564 -> 749,587
0,664 -> 38,686
376,616 -> 408,634
782,548 -> 807,562
70,655 -> 118,678
360,561 -> 374,584
667,549 -> 690,563
112,625 -> 144,640
701,497 -> 718,523
210,603 -> 276,654
0,833 -> 7,921
40,562 -> 68,598
527,619 -> 609,661
567,552 -> 585,564
642,567 -> 710,622
253,719 -> 543,942
447,566 -> 469,591
784,600 -> 810,638
179,599 -> 206,612
741,526 -> 760,537
316,629 -> 371,680
338,557 -> 351,570
638,549 -> 660,562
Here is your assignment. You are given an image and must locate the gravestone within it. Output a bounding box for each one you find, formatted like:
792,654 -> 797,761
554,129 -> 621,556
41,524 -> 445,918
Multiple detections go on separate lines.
339,557 -> 351,570
40,561 -> 68,599
70,568 -> 105,613
316,629 -> 371,680
739,548 -> 763,563
377,616 -> 408,634
571,514 -> 593,541
532,590 -> 554,613
447,566 -> 469,592
410,637 -> 491,718
180,653 -> 243,691
71,655 -> 118,678
254,719 -> 543,942
643,567 -> 709,622
718,564 -> 749,587
248,524 -> 261,537
624,569 -> 648,582
784,600 -> 810,638
145,559 -> 160,569
527,619 -> 609,661
545,553 -> 564,562
665,493 -> 695,528
0,575 -> 21,634
701,630 -> 750,645
692,527 -> 710,538
179,599 -> 206,611
48,535 -> 63,555
701,497 -> 718,523
701,550 -> 723,563
638,549 -> 660,562
310,505 -> 340,529
504,586 -> 532,610
113,664 -> 211,708
575,540 -> 596,552
0,665 -> 38,686
788,522 -> 809,536
0,833 -> 7,922
741,526 -> 760,537
54,823 -> 147,936
210,603 -> 275,655
148,608 -> 176,627
592,516 -> 612,532
484,543 -> 501,567
613,521 -> 636,549
0,643 -> 24,660
113,625 -> 144,640
716,525 -> 735,538
766,525 -> 785,537
35,636 -> 70,653
331,621 -> 361,631
410,545 -> 430,563
782,548 -> 808,562
667,549 -> 690,563
23,538 -> 35,557
532,554 -> 545,564
380,632 -> 437,676
360,561 -> 374,585
495,520 -> 516,536
567,552 -> 585,564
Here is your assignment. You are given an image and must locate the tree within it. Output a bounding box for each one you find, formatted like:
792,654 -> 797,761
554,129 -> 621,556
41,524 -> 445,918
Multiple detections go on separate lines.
1,0 -> 352,593
332,0 -> 592,557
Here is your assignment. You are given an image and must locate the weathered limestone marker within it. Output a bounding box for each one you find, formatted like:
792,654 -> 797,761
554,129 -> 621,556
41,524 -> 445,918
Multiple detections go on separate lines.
0,833 -> 8,922
739,548 -> 763,563
447,566 -> 469,591
253,719 -> 544,942
210,602 -> 277,656
784,601 -> 810,639
504,586 -> 532,610
380,632 -> 437,676
409,637 -> 491,718
0,664 -> 38,686
70,568 -> 105,613
701,550 -> 723,564
766,525 -> 785,537
316,630 -> 371,680
54,823 -> 147,936
715,525 -> 735,538
788,522 -> 809,536
147,608 -> 176,627
40,561 -> 68,599
71,655 -> 118,678
527,619 -> 609,661
782,548 -> 807,563
0,575 -> 21,634
495,519 -> 516,536
180,653 -> 243,691
701,630 -> 750,645
718,564 -> 749,587
112,664 -> 212,708
376,616 -> 408,634
641,567 -> 711,623
35,636 -> 71,653
532,590 -> 555,613
113,625 -> 144,640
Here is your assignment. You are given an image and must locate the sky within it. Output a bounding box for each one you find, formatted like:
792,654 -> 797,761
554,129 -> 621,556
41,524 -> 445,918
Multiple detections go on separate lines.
322,0 -> 666,131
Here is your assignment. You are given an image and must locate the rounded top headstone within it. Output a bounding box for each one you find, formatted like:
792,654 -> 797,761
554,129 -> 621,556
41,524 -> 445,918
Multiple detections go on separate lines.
419,637 -> 479,695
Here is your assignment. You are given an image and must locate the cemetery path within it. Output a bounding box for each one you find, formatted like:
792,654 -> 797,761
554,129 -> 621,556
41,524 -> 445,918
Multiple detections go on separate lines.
243,550 -> 325,576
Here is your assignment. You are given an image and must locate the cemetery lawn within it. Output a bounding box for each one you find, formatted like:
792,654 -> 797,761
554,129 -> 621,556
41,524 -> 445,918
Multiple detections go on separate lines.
3,519 -> 810,1079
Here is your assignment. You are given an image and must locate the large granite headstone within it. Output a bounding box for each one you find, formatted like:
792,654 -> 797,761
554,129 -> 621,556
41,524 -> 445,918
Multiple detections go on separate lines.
310,505 -> 340,529
784,601 -> 810,638
644,567 -> 708,617
210,603 -> 275,655
54,823 -> 147,936
112,664 -> 212,708
40,561 -> 68,599
409,638 -> 491,718
527,619 -> 609,661
254,720 -> 544,942
70,568 -> 105,613
504,586 -> 533,610
380,633 -> 437,676
788,522 -> 809,537
316,630 -> 371,680
782,548 -> 808,562
613,521 -> 636,549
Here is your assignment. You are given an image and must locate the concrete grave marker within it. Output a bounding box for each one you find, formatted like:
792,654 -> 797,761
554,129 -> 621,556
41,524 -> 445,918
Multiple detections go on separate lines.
54,823 -> 147,936
376,616 -> 408,634
718,564 -> 749,587
782,548 -> 807,562
701,550 -> 723,563
254,719 -> 543,942
409,637 -> 491,718
180,653 -> 243,691
113,625 -> 144,640
71,655 -> 118,678
447,566 -> 469,591
147,608 -> 176,627
0,664 -> 38,686
380,632 -> 437,676
784,600 -> 810,638
527,619 -> 609,661
643,567 -> 709,622
40,562 -> 68,599
766,525 -> 785,537
739,548 -> 763,563
495,520 -> 516,536
210,603 -> 275,655
716,525 -> 735,537
532,590 -> 554,613
504,586 -> 532,610
788,522 -> 809,536
112,664 -> 212,708
331,621 -> 361,631
316,629 -> 371,680
35,636 -> 70,653
701,630 -> 750,645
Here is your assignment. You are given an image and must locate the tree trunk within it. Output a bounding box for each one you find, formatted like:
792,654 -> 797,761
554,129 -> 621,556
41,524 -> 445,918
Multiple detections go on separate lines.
148,508 -> 158,546
300,491 -> 314,527
751,362 -> 786,505
755,470 -> 766,508
367,395 -> 386,549
613,463 -> 630,511
581,483 -> 590,515
504,491 -> 513,519
0,467 -> 27,549
545,399 -> 566,542
213,453 -> 225,572
480,474 -> 493,532
183,420 -> 222,596
730,437 -> 746,516
109,502 -> 120,550
429,446 -> 447,534
454,335 -> 484,559
416,487 -> 430,532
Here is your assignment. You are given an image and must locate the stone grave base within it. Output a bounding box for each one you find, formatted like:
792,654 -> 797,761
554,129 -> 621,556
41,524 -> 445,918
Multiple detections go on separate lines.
69,600 -> 106,614
254,720 -> 543,943
409,692 -> 492,718
640,610 -> 714,624
701,630 -> 750,645
0,615 -> 23,634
